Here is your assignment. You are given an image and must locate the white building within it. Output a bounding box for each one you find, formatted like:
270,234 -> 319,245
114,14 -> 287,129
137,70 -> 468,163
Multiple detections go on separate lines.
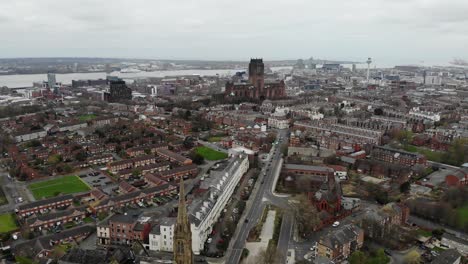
14,130 -> 47,142
97,225 -> 110,245
148,218 -> 175,252
190,154 -> 249,254
268,116 -> 290,129
146,155 -> 249,255
409,107 -> 441,122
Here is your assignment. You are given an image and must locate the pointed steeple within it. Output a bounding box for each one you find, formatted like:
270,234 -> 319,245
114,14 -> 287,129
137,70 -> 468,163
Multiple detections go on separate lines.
174,177 -> 193,264
176,177 -> 190,233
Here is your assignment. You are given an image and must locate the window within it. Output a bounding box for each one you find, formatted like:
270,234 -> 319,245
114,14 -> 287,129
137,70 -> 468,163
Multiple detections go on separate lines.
177,241 -> 184,253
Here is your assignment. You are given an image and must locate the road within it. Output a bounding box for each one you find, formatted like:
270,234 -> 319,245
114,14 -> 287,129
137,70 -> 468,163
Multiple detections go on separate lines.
427,161 -> 461,170
0,169 -> 35,214
277,213 -> 294,262
409,215 -> 468,240
225,129 -> 291,264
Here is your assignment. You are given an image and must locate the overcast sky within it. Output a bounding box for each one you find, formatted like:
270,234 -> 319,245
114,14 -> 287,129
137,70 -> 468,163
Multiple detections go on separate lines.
1,0 -> 467,66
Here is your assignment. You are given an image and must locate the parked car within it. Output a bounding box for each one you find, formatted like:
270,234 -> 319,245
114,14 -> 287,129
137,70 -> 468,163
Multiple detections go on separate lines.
332,221 -> 340,227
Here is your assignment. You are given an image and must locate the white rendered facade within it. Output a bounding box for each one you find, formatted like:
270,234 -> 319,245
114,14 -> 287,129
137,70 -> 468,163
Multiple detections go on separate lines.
190,154 -> 249,254
409,107 -> 441,122
146,155 -> 249,255
148,218 -> 175,252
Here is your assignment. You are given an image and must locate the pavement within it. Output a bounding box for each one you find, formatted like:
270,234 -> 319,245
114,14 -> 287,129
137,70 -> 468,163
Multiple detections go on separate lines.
225,129 -> 291,264
277,213 -> 293,263
243,210 -> 276,264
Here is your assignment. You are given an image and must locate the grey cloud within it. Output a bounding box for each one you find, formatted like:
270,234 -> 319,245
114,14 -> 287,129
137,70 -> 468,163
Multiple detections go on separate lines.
0,0 -> 467,64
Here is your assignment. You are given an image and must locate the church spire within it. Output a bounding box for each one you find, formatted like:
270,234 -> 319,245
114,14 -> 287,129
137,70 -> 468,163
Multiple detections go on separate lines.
174,177 -> 193,264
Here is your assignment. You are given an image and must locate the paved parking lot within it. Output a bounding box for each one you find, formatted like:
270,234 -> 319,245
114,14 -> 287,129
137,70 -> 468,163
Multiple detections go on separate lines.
425,167 -> 455,186
78,171 -> 114,190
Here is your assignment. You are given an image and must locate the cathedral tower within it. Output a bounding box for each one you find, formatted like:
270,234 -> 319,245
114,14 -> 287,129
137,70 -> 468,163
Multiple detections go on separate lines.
248,58 -> 265,91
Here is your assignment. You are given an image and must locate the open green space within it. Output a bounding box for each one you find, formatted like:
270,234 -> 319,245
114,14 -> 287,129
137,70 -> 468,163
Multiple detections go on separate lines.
402,145 -> 446,163
416,229 -> 432,238
15,256 -> 35,264
457,206 -> 468,226
28,175 -> 90,199
207,136 -> 224,142
195,146 -> 228,160
78,114 -> 97,122
0,213 -> 18,233
0,188 -> 8,206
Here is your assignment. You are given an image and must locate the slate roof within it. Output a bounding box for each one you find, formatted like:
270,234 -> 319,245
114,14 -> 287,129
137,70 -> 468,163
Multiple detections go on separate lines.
18,194 -> 74,211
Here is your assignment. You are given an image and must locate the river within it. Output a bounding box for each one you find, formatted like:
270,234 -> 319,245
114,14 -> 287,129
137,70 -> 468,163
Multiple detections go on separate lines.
0,69 -> 243,89
0,66 -> 294,88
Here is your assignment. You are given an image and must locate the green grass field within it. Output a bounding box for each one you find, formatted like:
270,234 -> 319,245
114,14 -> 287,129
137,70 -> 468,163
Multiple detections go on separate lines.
196,146 -> 228,160
207,136 -> 223,142
78,114 -> 97,122
416,229 -> 432,238
28,175 -> 91,199
457,206 -> 468,226
0,213 -> 18,233
403,145 -> 445,162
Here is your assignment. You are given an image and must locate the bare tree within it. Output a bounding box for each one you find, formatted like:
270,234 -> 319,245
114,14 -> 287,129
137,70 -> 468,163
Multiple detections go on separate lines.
404,250 -> 421,264
293,194 -> 321,236
254,247 -> 283,264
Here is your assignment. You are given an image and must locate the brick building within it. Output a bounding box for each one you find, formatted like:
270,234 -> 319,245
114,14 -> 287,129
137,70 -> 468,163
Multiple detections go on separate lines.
224,59 -> 286,100
97,212 -> 152,245
17,195 -> 74,218
371,146 -> 426,166
317,224 -> 364,261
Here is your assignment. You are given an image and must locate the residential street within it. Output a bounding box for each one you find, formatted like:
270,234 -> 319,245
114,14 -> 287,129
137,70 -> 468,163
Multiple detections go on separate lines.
225,129 -> 291,264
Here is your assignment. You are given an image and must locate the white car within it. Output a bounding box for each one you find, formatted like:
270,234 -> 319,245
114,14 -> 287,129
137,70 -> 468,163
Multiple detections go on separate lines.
332,221 -> 340,227
207,238 -> 213,243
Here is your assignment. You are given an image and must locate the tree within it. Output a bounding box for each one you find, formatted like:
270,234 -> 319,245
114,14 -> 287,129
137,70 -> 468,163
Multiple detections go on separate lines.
349,251 -> 368,264
432,229 -> 445,240
132,169 -> 142,177
74,151 -> 87,162
369,249 -> 390,264
395,130 -> 414,145
190,152 -> 205,165
404,250 -> 421,264
254,246 -> 283,264
293,195 -> 321,237
48,154 -> 62,165
184,110 -> 191,120
400,181 -> 411,193
26,139 -> 41,148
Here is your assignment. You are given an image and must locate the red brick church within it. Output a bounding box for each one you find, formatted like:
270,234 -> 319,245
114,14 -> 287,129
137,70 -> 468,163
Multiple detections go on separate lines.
224,58 -> 286,100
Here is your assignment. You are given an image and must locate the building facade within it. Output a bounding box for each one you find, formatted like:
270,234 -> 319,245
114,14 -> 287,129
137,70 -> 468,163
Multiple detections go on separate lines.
106,80 -> 132,102
224,59 -> 286,100
189,154 -> 249,254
